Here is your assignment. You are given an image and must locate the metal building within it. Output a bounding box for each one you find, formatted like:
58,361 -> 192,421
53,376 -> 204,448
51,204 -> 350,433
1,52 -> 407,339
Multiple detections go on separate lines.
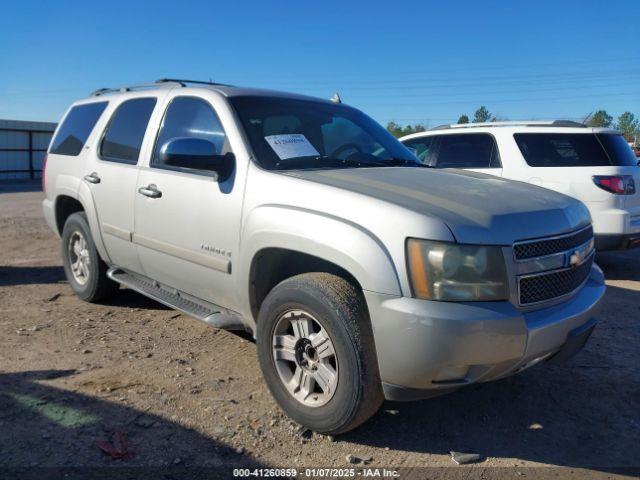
0,119 -> 57,180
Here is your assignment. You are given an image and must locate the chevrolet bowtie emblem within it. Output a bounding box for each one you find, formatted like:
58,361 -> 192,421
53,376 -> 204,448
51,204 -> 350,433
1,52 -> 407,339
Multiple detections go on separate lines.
569,250 -> 584,267
567,239 -> 593,268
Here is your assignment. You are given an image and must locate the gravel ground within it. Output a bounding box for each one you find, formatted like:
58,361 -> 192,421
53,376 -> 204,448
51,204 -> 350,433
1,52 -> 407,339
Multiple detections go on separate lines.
0,187 -> 638,479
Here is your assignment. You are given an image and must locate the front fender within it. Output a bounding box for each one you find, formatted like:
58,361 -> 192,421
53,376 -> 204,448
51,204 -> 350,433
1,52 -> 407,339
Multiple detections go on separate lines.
237,205 -> 402,317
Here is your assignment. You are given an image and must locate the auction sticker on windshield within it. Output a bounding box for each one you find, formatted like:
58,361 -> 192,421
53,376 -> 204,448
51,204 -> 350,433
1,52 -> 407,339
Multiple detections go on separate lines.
265,134 -> 320,160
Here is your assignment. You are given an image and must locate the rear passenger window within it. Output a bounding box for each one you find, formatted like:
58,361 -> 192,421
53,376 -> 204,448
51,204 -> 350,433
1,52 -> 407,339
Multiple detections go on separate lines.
50,102 -> 108,156
402,137 -> 435,163
434,133 -> 500,169
100,98 -> 157,164
152,96 -> 230,170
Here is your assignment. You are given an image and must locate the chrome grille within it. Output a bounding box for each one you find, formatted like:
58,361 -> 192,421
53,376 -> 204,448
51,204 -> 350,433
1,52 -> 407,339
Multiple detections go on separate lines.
513,225 -> 593,261
518,253 -> 594,305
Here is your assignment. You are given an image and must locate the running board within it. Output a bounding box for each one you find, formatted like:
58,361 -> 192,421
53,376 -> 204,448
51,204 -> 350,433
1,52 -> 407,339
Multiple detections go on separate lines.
107,268 -> 248,332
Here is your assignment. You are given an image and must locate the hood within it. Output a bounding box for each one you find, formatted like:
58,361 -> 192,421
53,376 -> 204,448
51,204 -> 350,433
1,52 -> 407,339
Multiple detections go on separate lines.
282,167 -> 591,245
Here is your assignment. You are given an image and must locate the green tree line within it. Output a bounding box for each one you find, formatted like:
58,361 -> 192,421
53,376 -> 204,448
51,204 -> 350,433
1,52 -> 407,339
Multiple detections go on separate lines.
387,107 -> 640,142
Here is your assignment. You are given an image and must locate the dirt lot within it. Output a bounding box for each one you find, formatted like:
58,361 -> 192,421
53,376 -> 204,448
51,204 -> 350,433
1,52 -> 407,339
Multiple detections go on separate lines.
1,186 -> 639,478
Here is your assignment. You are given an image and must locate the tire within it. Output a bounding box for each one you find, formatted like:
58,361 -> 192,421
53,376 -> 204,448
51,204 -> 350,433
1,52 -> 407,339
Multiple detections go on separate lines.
61,212 -> 119,302
256,272 -> 383,434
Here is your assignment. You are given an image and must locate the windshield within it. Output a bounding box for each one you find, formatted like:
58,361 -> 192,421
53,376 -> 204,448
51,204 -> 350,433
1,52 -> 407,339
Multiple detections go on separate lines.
230,96 -> 420,170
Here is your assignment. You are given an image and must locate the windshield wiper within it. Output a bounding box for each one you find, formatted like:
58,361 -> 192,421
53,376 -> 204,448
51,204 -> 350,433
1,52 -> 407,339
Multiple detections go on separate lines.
314,156 -> 389,168
387,158 -> 433,168
307,156 -> 431,170
343,158 -> 390,168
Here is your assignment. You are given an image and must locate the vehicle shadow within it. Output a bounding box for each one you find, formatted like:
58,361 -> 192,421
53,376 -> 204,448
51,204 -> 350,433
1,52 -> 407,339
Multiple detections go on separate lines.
345,365 -> 640,472
100,288 -> 171,311
0,369 -> 264,470
0,266 -> 170,311
596,249 -> 640,281
343,249 -> 639,474
0,266 -> 66,286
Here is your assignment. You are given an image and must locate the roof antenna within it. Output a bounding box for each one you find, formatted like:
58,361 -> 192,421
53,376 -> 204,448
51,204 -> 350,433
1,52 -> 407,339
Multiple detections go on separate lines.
330,92 -> 342,104
582,111 -> 593,124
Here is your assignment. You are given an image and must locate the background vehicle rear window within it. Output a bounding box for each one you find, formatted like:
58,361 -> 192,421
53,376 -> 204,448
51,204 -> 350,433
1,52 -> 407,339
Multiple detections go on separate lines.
100,98 -> 157,164
49,102 -> 108,156
433,133 -> 500,168
514,133 -> 638,167
596,134 -> 638,166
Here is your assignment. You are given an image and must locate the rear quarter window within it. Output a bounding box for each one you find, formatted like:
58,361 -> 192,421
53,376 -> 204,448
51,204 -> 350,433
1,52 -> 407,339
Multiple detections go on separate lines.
49,102 -> 108,156
513,133 -> 635,167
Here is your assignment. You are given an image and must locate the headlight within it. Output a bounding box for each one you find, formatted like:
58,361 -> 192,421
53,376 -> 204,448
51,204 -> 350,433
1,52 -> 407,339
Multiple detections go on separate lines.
407,239 -> 509,301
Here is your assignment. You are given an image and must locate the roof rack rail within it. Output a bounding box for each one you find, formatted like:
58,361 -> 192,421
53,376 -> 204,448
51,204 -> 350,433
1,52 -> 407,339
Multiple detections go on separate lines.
90,80 -> 182,97
551,120 -> 587,128
90,78 -> 234,97
155,78 -> 234,87
428,120 -> 588,131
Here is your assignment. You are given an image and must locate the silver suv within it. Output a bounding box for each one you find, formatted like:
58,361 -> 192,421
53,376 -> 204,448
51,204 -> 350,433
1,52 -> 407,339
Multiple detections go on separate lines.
42,79 -> 605,434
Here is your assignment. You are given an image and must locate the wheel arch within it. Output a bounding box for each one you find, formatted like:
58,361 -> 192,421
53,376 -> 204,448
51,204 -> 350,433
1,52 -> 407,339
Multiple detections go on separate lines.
239,206 -> 402,323
54,195 -> 84,235
249,248 -> 365,320
55,182 -> 111,263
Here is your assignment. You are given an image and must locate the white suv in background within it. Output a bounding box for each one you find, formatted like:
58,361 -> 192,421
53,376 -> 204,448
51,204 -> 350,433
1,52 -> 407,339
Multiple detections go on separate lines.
400,121 -> 640,251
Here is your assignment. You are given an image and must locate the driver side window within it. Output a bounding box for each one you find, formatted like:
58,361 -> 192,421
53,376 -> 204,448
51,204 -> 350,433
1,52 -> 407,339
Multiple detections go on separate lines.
152,96 -> 231,169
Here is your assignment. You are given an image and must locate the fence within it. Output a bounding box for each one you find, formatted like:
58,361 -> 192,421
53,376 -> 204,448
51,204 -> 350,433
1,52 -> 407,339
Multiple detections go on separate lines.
0,120 -> 57,181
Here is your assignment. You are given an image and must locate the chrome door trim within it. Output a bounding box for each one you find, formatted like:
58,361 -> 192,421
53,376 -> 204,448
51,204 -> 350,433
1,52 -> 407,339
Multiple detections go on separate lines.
102,223 -> 132,242
132,233 -> 231,274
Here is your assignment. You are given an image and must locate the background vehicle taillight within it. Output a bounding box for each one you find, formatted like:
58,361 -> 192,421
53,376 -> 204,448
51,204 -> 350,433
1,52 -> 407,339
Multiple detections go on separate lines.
592,175 -> 636,195
42,154 -> 48,193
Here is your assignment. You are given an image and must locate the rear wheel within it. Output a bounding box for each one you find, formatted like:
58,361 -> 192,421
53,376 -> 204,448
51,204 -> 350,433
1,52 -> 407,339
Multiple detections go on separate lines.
61,212 -> 119,302
256,272 -> 383,434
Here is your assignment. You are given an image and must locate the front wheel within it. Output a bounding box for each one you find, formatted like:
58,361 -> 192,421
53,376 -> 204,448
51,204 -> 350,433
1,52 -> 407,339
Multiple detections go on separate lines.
256,272 -> 383,434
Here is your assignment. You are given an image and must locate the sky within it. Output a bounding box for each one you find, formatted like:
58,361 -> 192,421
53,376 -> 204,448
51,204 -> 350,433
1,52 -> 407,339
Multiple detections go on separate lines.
0,0 -> 638,127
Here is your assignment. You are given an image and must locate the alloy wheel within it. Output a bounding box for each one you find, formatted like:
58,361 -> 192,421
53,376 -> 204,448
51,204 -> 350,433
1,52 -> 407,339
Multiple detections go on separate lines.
272,309 -> 339,407
68,230 -> 90,286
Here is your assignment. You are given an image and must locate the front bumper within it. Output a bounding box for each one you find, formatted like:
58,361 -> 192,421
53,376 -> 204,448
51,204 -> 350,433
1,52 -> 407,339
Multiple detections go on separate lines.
364,265 -> 605,401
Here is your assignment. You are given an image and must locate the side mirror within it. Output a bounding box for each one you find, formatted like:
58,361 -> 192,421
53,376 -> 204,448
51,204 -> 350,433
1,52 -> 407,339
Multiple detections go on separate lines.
159,137 -> 234,180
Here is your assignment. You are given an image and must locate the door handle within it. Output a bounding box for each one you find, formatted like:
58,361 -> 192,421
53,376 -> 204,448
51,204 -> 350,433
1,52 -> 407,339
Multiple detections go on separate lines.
138,184 -> 162,199
83,172 -> 101,184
